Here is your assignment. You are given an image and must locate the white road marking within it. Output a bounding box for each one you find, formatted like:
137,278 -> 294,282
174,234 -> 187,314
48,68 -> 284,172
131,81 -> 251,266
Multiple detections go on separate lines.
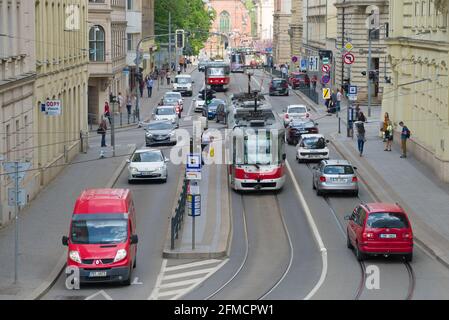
85,290 -> 113,300
159,278 -> 200,289
148,259 -> 167,300
187,99 -> 194,115
164,259 -> 221,272
285,160 -> 328,300
163,268 -> 217,280
132,277 -> 143,285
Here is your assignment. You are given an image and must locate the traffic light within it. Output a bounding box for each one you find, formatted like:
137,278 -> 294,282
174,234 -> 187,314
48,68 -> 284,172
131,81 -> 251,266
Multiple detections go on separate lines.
176,30 -> 185,49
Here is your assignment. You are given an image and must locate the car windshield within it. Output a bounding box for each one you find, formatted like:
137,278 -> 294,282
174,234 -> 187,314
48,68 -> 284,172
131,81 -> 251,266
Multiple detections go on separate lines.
302,137 -> 326,149
175,78 -> 191,84
163,99 -> 178,106
289,107 -> 307,114
366,212 -> 409,229
209,100 -> 224,107
132,151 -> 163,163
239,132 -> 275,165
324,165 -> 354,175
294,74 -> 307,79
165,93 -> 180,100
156,108 -> 175,115
71,219 -> 128,245
148,122 -> 173,131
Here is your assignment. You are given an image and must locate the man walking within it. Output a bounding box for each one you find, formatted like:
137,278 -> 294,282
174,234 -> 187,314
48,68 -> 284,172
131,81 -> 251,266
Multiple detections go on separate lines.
336,89 -> 342,112
146,77 -> 154,98
98,116 -> 108,148
355,121 -> 366,157
399,121 -> 411,158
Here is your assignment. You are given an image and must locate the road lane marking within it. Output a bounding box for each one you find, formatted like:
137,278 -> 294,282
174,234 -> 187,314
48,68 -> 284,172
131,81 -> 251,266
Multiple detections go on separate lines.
159,278 -> 200,289
148,259 -> 167,300
85,290 -> 113,300
285,160 -> 328,300
164,259 -> 221,272
163,268 -> 218,280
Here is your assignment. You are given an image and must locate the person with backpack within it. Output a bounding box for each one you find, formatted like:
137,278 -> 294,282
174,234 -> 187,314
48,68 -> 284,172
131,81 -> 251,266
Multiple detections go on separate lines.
384,120 -> 394,151
399,121 -> 411,158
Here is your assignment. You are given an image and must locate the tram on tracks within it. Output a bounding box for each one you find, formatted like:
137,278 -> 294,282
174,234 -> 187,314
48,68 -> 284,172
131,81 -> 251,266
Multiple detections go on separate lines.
227,93 -> 286,191
230,51 -> 245,73
206,61 -> 231,92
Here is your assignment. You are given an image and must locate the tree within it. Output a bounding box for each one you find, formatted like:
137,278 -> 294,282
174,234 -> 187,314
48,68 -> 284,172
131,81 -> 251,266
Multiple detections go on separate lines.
155,0 -> 215,55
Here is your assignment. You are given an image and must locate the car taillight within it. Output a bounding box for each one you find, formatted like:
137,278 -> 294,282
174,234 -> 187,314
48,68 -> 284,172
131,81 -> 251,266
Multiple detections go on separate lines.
352,177 -> 358,182
310,128 -> 318,134
319,176 -> 326,182
403,232 -> 413,239
363,232 -> 374,239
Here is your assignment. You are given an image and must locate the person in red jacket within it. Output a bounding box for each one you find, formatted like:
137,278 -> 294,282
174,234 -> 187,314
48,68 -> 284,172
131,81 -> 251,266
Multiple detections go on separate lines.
104,101 -> 112,125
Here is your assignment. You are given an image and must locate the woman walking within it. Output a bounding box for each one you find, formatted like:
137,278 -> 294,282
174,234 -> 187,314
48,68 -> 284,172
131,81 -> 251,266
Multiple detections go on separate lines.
384,120 -> 393,151
98,116 -> 108,148
104,101 -> 112,125
355,121 -> 366,157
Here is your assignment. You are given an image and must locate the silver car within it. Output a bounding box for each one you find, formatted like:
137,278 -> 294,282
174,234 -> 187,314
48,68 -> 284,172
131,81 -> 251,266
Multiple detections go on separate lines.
127,148 -> 168,183
153,106 -> 179,128
312,160 -> 359,197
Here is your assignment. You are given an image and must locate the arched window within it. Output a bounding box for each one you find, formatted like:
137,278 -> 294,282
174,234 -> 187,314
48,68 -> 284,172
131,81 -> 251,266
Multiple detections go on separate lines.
219,11 -> 230,34
89,25 -> 105,61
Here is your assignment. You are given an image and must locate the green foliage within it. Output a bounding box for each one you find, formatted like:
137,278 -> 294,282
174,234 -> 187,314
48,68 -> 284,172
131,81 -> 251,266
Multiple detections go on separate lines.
155,0 -> 215,55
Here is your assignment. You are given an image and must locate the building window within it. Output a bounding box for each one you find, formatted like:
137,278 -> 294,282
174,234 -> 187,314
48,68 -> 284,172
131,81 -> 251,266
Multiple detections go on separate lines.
127,33 -> 133,51
89,25 -> 105,61
127,0 -> 133,10
219,11 -> 231,34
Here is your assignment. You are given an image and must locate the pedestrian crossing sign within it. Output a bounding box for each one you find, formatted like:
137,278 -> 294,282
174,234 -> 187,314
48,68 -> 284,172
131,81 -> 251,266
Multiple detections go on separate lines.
323,88 -> 331,100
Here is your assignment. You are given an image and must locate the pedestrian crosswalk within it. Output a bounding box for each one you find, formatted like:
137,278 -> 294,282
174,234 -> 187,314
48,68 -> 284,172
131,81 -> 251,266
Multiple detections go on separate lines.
149,259 -> 228,300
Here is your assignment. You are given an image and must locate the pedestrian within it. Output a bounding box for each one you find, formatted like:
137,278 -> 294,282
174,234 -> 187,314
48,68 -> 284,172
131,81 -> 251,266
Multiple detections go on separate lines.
336,89 -> 342,112
139,79 -> 145,98
104,101 -> 112,125
160,68 -> 166,85
166,69 -> 171,85
325,98 -> 331,113
311,75 -> 317,91
355,104 -> 361,120
384,120 -> 394,152
281,64 -> 288,79
355,121 -> 366,157
177,64 -> 181,75
126,95 -> 132,124
117,92 -> 124,115
146,77 -> 154,98
358,111 -> 367,123
381,112 -> 390,141
98,116 -> 108,148
399,121 -> 411,158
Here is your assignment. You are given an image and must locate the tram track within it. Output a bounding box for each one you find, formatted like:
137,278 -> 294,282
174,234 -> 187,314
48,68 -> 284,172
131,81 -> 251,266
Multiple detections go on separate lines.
206,193 -> 294,300
303,162 -> 416,300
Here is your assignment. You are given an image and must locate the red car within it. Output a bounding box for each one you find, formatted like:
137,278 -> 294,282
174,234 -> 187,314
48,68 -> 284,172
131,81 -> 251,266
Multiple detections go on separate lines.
288,72 -> 310,89
345,203 -> 413,262
62,189 -> 139,285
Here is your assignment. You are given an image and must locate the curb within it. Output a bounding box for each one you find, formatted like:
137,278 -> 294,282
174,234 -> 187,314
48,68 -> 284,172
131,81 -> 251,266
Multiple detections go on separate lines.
30,145 -> 137,300
162,165 -> 231,260
330,137 -> 449,270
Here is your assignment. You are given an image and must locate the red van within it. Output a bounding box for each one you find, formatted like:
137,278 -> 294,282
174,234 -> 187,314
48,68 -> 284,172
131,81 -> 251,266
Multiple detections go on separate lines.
345,203 -> 413,262
62,189 -> 138,285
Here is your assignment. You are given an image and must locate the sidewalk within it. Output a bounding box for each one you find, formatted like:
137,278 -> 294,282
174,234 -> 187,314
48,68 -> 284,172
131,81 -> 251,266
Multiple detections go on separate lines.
299,94 -> 449,268
163,160 -> 231,260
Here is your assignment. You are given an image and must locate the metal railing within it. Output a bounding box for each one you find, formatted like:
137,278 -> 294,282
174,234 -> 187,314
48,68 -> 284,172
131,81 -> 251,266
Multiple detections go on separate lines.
171,177 -> 188,250
299,86 -> 320,105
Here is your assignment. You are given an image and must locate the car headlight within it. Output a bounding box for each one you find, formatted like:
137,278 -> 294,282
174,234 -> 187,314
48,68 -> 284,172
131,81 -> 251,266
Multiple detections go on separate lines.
69,251 -> 82,264
169,132 -> 175,137
130,167 -> 139,174
146,132 -> 153,137
114,249 -> 127,263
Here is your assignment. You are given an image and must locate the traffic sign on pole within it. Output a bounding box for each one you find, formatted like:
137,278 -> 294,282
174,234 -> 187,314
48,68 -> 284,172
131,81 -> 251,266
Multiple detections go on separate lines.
344,52 -> 355,65
321,64 -> 331,73
344,42 -> 354,52
322,57 -> 330,65
322,75 -> 331,85
323,88 -> 331,100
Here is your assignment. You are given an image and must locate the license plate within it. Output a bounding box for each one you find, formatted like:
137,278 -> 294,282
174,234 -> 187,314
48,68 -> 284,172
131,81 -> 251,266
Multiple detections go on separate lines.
380,234 -> 397,239
331,178 -> 347,183
89,271 -> 107,278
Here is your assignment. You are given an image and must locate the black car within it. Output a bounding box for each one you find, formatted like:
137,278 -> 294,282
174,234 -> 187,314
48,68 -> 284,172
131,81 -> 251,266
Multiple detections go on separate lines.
286,119 -> 319,145
269,78 -> 289,96
145,120 -> 177,146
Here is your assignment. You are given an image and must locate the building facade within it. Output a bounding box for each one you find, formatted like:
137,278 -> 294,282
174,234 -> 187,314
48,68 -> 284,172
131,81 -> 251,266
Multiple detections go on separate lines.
382,0 -> 449,182
273,0 -> 292,64
335,0 -> 390,103
88,0 -> 127,123
205,0 -> 252,57
255,0 -> 274,41
0,0 -> 36,225
290,0 -> 303,67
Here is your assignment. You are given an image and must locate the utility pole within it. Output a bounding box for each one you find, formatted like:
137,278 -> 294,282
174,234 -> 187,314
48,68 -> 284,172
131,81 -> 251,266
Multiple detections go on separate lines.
169,12 -> 172,73
110,94 -> 116,157
368,29 -> 372,118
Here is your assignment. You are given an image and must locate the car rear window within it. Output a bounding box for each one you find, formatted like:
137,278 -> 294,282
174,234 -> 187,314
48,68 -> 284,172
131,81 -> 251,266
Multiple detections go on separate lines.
272,80 -> 286,86
324,165 -> 354,175
289,107 -> 307,114
366,212 -> 409,229
294,74 -> 307,79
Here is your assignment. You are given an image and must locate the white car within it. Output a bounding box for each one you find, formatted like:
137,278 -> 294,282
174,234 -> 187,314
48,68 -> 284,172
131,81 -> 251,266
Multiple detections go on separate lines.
194,94 -> 206,112
128,148 -> 168,183
153,106 -> 179,128
283,105 -> 310,127
173,75 -> 194,96
296,134 -> 330,162
164,92 -> 183,110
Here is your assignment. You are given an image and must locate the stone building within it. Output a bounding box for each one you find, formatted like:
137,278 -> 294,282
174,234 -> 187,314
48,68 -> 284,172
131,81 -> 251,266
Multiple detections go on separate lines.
87,0 -> 128,123
289,0 -> 303,68
273,0 -> 292,65
0,0 -> 36,225
382,0 -> 449,182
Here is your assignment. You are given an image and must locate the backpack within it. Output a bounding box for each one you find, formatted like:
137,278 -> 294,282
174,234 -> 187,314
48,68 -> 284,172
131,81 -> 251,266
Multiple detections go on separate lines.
405,127 -> 411,139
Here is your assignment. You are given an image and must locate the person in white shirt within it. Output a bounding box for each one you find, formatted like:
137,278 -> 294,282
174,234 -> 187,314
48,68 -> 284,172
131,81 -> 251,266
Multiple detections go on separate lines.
336,89 -> 342,112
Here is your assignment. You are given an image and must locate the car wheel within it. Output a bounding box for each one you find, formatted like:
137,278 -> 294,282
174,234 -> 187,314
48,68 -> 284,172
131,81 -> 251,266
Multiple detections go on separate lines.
312,180 -> 316,190
123,267 -> 132,286
355,243 -> 364,261
316,188 -> 323,196
128,179 -> 134,184
346,233 -> 353,249
404,253 -> 413,262
352,191 -> 359,197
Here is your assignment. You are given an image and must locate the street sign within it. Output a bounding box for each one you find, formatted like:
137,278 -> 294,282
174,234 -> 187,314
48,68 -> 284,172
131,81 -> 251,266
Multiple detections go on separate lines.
291,56 -> 298,63
8,188 -> 27,207
321,75 -> 331,85
323,88 -> 331,100
2,162 -> 32,182
322,57 -> 330,65
187,195 -> 201,217
344,52 -> 355,65
300,59 -> 308,71
321,64 -> 331,73
309,56 -> 319,72
348,85 -> 358,101
187,154 -> 201,170
186,171 -> 202,181
345,42 -> 354,52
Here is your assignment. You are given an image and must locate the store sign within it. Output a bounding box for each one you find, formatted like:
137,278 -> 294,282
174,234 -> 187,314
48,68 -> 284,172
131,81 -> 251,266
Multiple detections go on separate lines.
45,100 -> 62,116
